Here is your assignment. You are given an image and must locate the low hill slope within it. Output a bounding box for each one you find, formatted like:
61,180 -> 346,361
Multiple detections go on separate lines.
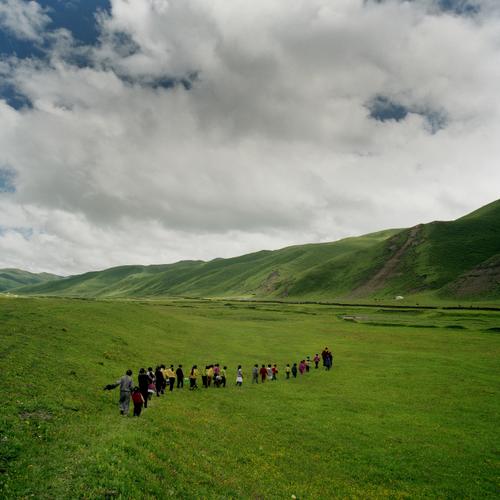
16,230 -> 399,299
0,269 -> 61,292
15,199 -> 500,300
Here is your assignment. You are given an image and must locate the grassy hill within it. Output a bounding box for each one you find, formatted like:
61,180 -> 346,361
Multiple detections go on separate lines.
0,269 -> 61,292
14,230 -> 399,299
14,199 -> 500,301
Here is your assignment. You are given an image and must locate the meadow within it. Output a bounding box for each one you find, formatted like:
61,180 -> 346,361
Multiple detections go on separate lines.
0,297 -> 499,499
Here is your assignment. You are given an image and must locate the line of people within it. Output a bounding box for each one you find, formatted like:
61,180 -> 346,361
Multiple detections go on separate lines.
104,347 -> 334,416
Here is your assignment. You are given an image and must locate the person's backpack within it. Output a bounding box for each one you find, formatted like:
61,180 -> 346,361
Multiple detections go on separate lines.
132,391 -> 143,404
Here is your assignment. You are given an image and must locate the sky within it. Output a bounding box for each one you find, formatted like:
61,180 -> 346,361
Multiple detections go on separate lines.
0,0 -> 499,276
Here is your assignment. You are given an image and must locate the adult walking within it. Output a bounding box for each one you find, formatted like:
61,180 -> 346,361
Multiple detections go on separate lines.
138,368 -> 151,408
104,369 -> 133,415
321,347 -> 330,368
155,366 -> 165,396
325,350 -> 333,370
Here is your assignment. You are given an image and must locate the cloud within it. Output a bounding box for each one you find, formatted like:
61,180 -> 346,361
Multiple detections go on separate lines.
0,0 -> 499,274
0,0 -> 50,42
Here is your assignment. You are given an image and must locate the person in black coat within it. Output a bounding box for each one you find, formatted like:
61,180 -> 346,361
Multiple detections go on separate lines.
176,365 -> 184,389
155,366 -> 165,396
138,368 -> 151,408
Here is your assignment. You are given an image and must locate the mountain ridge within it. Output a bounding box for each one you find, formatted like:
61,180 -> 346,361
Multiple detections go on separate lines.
6,199 -> 500,301
0,269 -> 62,292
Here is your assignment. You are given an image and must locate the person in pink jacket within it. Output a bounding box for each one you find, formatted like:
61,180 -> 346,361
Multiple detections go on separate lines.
299,360 -> 306,375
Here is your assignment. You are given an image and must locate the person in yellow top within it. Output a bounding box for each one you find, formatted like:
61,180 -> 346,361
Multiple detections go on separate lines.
161,365 -> 168,393
207,365 -> 214,387
202,366 -> 208,388
221,366 -> 227,388
166,365 -> 176,392
189,365 -> 199,390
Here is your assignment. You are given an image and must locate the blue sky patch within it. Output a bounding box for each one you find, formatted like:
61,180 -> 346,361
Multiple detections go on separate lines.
368,96 -> 408,122
437,0 -> 480,15
367,95 -> 448,133
38,0 -> 110,45
0,226 -> 34,240
421,109 -> 448,133
0,32 -> 45,59
366,0 -> 480,16
0,82 -> 32,110
0,167 -> 16,193
0,1 -> 110,59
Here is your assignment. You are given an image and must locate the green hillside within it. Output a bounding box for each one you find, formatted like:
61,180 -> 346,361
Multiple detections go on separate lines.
15,199 -> 500,301
370,198 -> 500,299
0,269 -> 61,292
15,230 -> 399,299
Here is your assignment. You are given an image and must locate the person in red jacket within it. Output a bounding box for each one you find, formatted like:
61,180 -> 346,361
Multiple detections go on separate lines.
259,364 -> 267,382
131,387 -> 145,417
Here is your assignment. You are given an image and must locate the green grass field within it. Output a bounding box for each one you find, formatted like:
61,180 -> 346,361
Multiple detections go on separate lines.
1,297 -> 499,498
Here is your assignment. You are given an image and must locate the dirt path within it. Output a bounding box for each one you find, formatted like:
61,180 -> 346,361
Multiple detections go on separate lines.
352,224 -> 422,297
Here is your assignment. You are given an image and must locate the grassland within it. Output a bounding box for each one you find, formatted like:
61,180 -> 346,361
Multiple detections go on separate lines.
0,296 -> 499,498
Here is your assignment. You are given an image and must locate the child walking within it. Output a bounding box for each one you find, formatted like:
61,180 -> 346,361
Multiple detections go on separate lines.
190,365 -> 199,390
252,364 -> 259,384
292,363 -> 298,378
259,364 -> 267,383
221,366 -> 227,387
176,365 -> 184,389
314,354 -> 320,369
236,365 -> 243,386
131,387 -> 145,417
299,360 -> 306,375
285,364 -> 291,379
202,366 -> 208,388
213,364 -> 221,387
166,365 -> 176,392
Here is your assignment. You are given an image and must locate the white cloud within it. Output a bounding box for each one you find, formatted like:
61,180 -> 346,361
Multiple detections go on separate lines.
0,0 -> 499,274
0,0 -> 50,42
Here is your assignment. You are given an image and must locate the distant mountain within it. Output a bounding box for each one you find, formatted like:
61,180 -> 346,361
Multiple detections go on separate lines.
14,199 -> 500,301
0,269 -> 62,292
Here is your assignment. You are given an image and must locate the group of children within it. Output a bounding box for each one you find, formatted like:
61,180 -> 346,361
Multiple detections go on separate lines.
105,347 -> 334,416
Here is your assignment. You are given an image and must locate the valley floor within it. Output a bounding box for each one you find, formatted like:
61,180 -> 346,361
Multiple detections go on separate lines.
0,297 -> 499,498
